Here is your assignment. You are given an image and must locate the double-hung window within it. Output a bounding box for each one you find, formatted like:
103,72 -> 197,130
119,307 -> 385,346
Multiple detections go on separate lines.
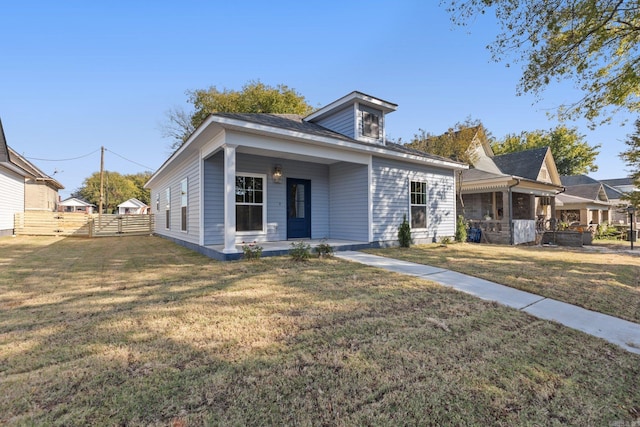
180,178 -> 188,231
410,181 -> 427,229
165,187 -> 171,229
236,175 -> 265,232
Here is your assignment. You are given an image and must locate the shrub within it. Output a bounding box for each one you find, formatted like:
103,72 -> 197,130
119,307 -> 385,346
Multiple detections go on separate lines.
441,236 -> 453,245
314,239 -> 334,258
290,241 -> 311,261
241,241 -> 263,260
455,215 -> 467,242
398,214 -> 412,248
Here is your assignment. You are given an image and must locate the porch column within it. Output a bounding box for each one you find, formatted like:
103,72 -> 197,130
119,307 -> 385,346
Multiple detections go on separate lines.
223,144 -> 237,253
529,195 -> 536,219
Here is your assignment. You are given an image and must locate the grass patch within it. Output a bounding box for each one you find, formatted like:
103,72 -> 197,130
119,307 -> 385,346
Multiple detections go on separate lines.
365,243 -> 640,324
1,236 -> 639,425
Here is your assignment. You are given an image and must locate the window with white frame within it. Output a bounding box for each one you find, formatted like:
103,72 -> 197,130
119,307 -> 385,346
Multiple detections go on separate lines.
180,178 -> 188,231
363,111 -> 380,139
410,181 -> 427,229
235,174 -> 265,232
165,187 -> 171,229
156,193 -> 160,214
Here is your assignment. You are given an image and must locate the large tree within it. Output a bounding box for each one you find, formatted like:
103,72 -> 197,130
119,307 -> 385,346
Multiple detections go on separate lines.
163,81 -> 313,149
404,118 -> 492,164
491,125 -> 600,175
74,171 -> 151,214
620,118 -> 640,206
443,1 -> 640,125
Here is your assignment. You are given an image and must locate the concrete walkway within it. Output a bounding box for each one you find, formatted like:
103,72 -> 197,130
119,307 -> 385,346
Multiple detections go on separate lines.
335,251 -> 640,355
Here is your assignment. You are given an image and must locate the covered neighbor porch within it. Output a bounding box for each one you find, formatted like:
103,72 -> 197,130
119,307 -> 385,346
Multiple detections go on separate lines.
459,175 -> 564,245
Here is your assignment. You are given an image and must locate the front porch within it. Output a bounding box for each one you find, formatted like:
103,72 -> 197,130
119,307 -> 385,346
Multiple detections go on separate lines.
162,236 -> 374,261
460,188 -> 560,245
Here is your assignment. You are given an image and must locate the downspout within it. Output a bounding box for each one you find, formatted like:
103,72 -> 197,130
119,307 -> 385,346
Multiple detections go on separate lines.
508,178 -> 520,245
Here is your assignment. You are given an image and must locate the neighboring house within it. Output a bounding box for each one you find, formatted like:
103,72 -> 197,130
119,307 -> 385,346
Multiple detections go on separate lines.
601,177 -> 637,224
117,198 -> 149,215
558,175 -> 616,226
58,197 -> 95,214
8,147 -> 64,211
145,91 -> 467,259
0,118 -> 64,236
455,129 -> 564,244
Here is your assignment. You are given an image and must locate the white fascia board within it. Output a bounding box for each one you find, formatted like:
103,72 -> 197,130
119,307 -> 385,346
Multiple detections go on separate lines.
145,115 -> 221,188
146,114 -> 467,189
0,160 -> 30,178
212,116 -> 467,171
226,130 -> 370,165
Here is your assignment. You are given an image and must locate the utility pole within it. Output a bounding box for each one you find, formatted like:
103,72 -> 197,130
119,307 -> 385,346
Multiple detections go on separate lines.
99,146 -> 104,221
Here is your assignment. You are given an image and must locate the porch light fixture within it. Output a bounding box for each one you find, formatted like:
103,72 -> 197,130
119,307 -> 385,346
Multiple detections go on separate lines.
272,165 -> 283,183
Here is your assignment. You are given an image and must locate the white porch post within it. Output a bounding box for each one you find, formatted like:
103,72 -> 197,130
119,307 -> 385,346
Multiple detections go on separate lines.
223,144 -> 237,253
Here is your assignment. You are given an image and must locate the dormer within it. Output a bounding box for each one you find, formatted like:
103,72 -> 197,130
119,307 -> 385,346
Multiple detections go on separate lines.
304,91 -> 397,145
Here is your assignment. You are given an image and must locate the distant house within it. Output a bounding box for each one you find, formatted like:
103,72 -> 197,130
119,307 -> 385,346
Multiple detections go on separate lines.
145,91 -> 468,259
117,198 -> 149,215
8,147 -> 64,212
454,128 -> 564,244
0,118 -> 64,236
558,175 -> 617,226
58,197 -> 95,214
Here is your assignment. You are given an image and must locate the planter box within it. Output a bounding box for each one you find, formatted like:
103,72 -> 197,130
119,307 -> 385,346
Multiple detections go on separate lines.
541,231 -> 587,247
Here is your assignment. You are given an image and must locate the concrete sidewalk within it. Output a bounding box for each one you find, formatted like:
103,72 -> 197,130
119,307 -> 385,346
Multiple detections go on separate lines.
335,251 -> 640,355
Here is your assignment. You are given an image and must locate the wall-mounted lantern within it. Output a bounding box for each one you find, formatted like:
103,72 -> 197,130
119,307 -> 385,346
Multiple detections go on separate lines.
273,165 -> 283,183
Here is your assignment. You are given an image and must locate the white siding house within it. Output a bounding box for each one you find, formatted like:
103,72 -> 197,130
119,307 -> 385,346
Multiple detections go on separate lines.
0,119 -> 63,236
145,91 -> 467,259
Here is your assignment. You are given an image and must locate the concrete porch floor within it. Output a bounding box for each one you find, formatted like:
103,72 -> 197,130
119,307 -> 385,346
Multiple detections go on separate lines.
204,239 -> 373,260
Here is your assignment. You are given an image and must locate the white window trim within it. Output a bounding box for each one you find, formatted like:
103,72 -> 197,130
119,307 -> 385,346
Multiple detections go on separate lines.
236,172 -> 267,235
409,180 -> 428,230
165,187 -> 171,230
180,178 -> 188,233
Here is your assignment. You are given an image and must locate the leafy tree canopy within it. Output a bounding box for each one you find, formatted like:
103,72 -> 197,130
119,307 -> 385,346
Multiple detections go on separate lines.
163,81 -> 313,149
620,118 -> 640,206
404,118 -> 492,164
443,0 -> 640,125
491,125 -> 600,175
73,171 -> 152,213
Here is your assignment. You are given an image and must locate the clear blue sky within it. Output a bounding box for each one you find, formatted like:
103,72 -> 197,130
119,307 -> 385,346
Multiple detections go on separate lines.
1,1 -> 633,198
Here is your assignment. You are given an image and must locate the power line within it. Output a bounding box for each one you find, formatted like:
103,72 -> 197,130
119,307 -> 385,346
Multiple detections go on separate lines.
104,148 -> 154,170
25,148 -> 101,162
24,147 -> 155,171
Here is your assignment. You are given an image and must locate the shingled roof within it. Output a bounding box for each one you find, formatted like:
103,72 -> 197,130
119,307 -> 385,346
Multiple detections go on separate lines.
211,113 -> 464,166
600,177 -> 633,187
563,183 -> 608,201
492,147 -> 550,181
560,175 -> 599,186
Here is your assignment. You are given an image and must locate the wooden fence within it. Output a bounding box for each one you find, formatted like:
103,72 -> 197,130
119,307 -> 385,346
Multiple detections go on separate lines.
14,212 -> 154,237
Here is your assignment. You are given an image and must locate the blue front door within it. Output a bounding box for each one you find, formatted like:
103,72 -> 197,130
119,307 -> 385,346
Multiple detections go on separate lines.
287,178 -> 311,239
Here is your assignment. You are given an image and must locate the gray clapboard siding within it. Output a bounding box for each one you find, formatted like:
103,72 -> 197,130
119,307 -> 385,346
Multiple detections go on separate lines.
372,157 -> 456,243
150,151 -> 200,245
0,166 -> 24,233
203,152 -> 224,244
236,153 -> 330,242
313,105 -> 355,138
329,162 -> 369,241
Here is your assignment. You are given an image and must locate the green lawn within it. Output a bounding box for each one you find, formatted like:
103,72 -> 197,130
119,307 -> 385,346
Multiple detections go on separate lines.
365,242 -> 640,323
1,236 -> 639,426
